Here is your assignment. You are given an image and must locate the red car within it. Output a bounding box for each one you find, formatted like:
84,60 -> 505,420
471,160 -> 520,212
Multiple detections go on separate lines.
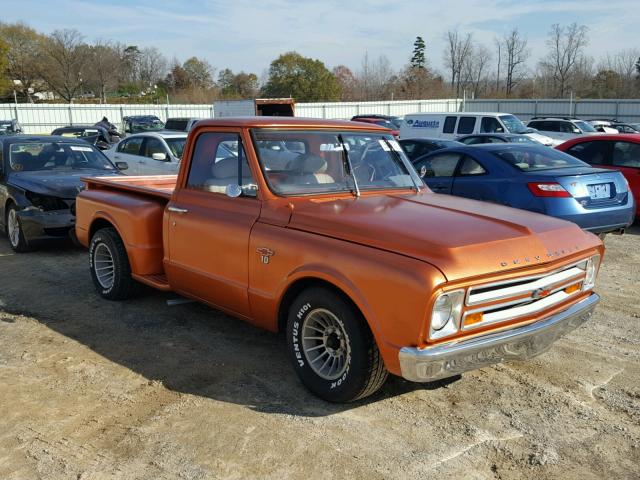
351,117 -> 400,137
557,134 -> 640,216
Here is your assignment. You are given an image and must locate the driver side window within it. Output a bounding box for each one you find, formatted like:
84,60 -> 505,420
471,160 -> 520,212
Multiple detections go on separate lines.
187,132 -> 257,197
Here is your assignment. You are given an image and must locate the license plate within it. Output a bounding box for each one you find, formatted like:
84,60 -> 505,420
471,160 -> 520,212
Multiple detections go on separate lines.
587,183 -> 610,199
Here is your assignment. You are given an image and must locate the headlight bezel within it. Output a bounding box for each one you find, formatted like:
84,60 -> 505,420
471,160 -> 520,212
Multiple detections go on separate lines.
429,289 -> 465,340
582,254 -> 600,291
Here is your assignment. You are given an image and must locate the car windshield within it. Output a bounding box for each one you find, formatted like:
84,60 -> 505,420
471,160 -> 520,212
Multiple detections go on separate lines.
492,146 -> 588,172
130,118 -> 164,133
9,142 -> 116,172
390,118 -> 403,129
499,115 -> 528,134
166,137 -> 187,159
252,129 -> 421,196
373,120 -> 397,130
574,120 -> 597,133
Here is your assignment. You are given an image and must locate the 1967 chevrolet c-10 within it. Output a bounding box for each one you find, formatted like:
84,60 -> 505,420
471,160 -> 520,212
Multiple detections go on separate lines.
75,118 -> 603,402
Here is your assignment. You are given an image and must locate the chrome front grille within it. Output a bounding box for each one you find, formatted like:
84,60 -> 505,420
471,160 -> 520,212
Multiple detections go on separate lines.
462,260 -> 588,331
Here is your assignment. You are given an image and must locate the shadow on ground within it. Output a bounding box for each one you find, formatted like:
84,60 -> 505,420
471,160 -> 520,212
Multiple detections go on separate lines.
0,238 -> 459,417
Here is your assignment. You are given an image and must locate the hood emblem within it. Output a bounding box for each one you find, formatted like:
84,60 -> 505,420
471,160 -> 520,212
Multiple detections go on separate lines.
532,288 -> 552,299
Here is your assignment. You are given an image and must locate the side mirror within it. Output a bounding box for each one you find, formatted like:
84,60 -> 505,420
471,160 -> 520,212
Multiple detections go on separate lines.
152,152 -> 168,161
115,161 -> 129,171
572,128 -> 581,134
225,184 -> 242,198
496,127 -> 504,133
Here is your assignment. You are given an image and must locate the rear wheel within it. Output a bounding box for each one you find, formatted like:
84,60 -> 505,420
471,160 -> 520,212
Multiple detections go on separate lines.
89,227 -> 137,300
6,204 -> 30,253
286,287 -> 388,402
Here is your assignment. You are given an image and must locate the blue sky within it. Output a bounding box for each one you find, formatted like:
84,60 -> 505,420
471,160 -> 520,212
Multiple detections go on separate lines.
2,0 -> 639,77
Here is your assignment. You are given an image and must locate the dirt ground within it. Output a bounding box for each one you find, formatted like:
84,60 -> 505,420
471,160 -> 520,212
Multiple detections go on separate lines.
0,226 -> 638,480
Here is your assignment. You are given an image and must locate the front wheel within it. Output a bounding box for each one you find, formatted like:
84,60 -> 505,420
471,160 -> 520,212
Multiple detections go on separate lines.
287,287 -> 388,402
6,204 -> 30,253
89,227 -> 137,300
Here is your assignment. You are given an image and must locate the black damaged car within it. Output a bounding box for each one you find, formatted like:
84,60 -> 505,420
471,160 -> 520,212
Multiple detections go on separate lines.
0,135 -> 125,252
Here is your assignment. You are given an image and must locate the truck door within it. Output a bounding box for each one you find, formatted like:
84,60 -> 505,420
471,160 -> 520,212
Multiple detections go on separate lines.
165,130 -> 260,318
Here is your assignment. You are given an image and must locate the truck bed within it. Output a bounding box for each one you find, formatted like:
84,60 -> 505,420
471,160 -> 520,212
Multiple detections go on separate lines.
81,175 -> 178,200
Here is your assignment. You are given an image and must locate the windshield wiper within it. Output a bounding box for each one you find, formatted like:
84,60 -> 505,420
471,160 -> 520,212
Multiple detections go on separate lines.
337,134 -> 360,198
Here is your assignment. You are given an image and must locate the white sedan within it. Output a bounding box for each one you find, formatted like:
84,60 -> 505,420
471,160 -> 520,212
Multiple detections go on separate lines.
105,132 -> 187,175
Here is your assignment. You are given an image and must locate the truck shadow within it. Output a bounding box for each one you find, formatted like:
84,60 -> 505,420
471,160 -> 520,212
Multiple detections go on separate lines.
0,239 -> 458,417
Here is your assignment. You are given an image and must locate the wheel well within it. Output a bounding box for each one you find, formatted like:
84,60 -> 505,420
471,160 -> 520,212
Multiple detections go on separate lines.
277,277 -> 363,332
89,218 -> 116,240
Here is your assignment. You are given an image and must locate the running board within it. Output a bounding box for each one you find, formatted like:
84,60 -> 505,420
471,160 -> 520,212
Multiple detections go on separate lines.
132,273 -> 172,291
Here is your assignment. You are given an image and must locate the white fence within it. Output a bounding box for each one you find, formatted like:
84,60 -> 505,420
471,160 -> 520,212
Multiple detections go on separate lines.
463,99 -> 640,122
3,98 -> 640,133
0,103 -> 214,133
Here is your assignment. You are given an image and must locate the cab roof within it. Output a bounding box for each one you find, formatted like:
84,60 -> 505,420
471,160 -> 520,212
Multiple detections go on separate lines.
193,117 -> 390,131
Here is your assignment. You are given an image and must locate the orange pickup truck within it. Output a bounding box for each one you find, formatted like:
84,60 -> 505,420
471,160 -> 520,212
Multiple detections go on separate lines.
76,118 -> 603,402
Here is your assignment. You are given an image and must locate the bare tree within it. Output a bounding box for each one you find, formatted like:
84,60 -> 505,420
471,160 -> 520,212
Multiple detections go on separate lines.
462,45 -> 492,98
137,47 -> 167,89
84,40 -> 121,102
357,53 -> 394,100
502,28 -> 529,96
540,23 -> 588,97
443,29 -> 473,97
38,29 -> 89,103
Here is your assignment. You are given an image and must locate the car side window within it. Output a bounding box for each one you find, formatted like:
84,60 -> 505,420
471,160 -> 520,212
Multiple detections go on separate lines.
414,153 -> 461,178
186,132 -> 257,197
118,137 -> 143,155
443,116 -> 457,134
457,156 -> 487,176
566,141 -> 610,165
480,117 -> 503,133
457,117 -> 476,134
143,137 -> 167,160
612,141 -> 640,168
400,141 -> 417,158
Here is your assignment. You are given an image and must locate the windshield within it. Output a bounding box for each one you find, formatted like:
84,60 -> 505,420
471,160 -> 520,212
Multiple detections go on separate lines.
9,142 -> 116,172
252,129 -> 421,196
373,120 -> 397,130
492,146 -> 588,172
499,115 -> 528,134
390,118 -> 403,129
574,120 -> 597,133
166,137 -> 187,159
130,117 -> 164,133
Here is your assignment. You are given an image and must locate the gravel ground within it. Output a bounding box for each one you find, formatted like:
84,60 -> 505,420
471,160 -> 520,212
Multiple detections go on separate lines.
0,226 -> 638,479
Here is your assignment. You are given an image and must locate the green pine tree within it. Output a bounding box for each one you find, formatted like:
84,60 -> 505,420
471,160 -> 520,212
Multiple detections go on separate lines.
411,36 -> 426,69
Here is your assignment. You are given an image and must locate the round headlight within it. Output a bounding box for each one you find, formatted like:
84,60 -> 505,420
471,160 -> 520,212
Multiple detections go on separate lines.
432,294 -> 453,331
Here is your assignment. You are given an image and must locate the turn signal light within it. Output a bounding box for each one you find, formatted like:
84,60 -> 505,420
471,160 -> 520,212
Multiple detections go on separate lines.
564,283 -> 581,294
527,182 -> 571,197
464,312 -> 484,327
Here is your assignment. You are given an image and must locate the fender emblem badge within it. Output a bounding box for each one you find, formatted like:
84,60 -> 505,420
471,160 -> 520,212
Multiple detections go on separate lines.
257,247 -> 275,264
532,288 -> 551,299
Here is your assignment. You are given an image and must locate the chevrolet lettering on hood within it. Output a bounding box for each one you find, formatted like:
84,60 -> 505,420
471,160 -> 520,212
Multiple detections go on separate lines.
500,245 -> 582,267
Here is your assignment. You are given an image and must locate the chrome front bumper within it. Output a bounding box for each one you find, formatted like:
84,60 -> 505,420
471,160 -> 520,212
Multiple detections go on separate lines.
398,293 -> 599,382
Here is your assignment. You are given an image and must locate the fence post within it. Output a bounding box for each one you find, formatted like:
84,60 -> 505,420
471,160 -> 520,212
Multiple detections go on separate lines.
323,105 -> 326,119
68,104 -> 73,125
614,100 -> 619,120
13,103 -> 19,124
534,100 -> 538,118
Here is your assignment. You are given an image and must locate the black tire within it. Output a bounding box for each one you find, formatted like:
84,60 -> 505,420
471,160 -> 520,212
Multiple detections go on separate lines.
89,227 -> 137,300
5,203 -> 30,253
286,287 -> 388,402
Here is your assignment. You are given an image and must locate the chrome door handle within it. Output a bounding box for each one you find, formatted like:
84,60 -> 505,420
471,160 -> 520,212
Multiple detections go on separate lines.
168,206 -> 188,214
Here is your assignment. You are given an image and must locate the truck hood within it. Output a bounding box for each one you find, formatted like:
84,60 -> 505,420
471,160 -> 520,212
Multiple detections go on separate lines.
287,192 -> 600,281
8,169 -> 118,198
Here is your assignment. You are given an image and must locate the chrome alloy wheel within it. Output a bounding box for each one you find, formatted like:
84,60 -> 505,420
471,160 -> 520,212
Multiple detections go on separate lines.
93,243 -> 115,289
301,308 -> 351,381
7,208 -> 20,248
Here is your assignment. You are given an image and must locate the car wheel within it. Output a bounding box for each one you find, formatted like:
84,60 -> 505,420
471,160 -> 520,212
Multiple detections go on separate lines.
89,227 -> 137,300
287,287 -> 388,402
6,204 -> 30,253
